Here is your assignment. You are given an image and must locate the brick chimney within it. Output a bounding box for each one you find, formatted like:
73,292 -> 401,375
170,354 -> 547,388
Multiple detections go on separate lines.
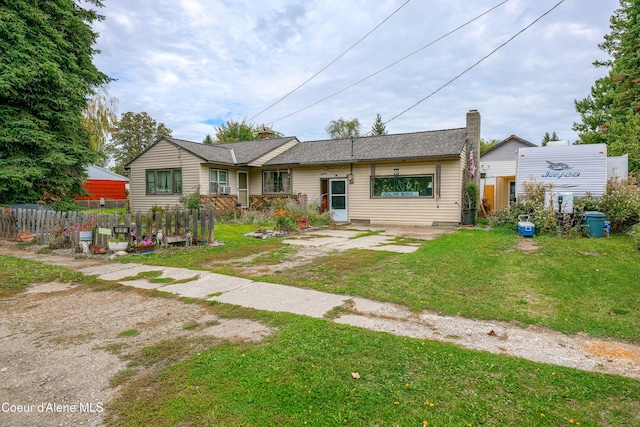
466,109 -> 480,149
257,125 -> 275,140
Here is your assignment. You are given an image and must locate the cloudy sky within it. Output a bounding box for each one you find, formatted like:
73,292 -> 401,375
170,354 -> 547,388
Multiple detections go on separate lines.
91,0 -> 620,145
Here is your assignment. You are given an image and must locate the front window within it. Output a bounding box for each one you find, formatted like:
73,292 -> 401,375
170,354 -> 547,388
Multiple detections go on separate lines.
263,170 -> 291,194
146,169 -> 182,195
371,174 -> 433,198
210,169 -> 228,193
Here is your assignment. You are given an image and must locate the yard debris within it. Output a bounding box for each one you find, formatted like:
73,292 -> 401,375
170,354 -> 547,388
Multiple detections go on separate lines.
487,329 -> 497,336
244,230 -> 284,239
351,372 -> 360,379
13,231 -> 35,243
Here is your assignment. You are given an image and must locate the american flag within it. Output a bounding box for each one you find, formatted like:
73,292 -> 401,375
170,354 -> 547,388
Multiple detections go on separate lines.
469,143 -> 476,178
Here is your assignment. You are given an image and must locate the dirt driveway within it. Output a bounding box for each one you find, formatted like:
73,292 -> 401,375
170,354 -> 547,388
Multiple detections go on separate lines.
0,282 -> 274,427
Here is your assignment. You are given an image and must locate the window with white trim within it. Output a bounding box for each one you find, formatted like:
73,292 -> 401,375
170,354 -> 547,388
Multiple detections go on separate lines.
146,169 -> 182,194
209,169 -> 228,193
263,170 -> 291,194
371,174 -> 433,198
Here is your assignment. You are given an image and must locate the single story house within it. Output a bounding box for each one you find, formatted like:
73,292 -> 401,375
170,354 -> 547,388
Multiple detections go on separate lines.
75,165 -> 129,205
479,135 -> 537,212
124,110 -> 481,226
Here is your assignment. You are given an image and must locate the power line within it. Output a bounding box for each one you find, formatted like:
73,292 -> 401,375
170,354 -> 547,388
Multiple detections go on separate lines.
266,0 -> 510,126
383,0 -> 566,127
248,0 -> 411,122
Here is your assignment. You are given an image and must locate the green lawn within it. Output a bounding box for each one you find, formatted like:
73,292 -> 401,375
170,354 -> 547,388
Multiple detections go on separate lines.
106,311 -> 640,426
3,225 -> 640,425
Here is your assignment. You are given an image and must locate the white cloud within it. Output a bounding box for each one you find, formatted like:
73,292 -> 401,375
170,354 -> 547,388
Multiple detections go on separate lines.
91,0 -> 621,143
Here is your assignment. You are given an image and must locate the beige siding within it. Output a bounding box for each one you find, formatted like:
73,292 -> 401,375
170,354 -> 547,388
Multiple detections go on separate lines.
198,165 -> 257,198
290,160 -> 463,226
249,169 -> 265,195
248,139 -> 299,166
127,140 -> 202,212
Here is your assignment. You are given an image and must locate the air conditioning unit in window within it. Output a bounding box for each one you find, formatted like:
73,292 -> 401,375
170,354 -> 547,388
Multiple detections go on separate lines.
218,186 -> 231,195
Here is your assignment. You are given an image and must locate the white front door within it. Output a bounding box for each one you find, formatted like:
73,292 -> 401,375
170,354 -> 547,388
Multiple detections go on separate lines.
238,171 -> 249,208
329,179 -> 348,222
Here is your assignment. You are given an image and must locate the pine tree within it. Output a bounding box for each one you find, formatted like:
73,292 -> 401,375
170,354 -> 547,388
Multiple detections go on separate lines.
541,131 -> 560,147
371,114 -> 388,136
0,0 -> 110,205
573,0 -> 640,170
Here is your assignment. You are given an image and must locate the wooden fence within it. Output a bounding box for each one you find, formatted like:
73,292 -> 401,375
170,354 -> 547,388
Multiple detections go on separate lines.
0,208 -> 215,247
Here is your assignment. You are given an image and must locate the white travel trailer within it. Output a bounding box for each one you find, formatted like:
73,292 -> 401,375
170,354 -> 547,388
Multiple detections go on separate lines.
515,143 -> 627,213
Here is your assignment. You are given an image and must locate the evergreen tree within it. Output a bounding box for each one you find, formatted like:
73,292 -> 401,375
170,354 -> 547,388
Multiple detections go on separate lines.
371,114 -> 388,136
0,0 -> 110,205
109,112 -> 172,175
541,131 -> 560,147
203,134 -> 214,145
573,0 -> 640,170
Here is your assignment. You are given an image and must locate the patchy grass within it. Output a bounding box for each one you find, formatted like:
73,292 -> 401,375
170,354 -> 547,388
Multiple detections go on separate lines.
182,321 -> 198,330
122,270 -> 163,281
106,313 -> 640,426
350,229 -> 383,239
0,255 -> 85,295
117,224 -> 287,272
265,230 -> 640,343
118,329 -> 139,337
118,224 -> 640,343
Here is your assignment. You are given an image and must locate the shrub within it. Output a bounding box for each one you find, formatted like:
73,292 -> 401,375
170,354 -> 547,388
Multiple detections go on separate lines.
630,224 -> 640,250
181,187 -> 202,210
598,178 -> 640,233
489,177 -> 640,236
272,208 -> 297,232
218,209 -> 272,225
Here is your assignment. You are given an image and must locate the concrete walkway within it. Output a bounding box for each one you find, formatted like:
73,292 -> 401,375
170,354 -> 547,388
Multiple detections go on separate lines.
2,231 -> 640,380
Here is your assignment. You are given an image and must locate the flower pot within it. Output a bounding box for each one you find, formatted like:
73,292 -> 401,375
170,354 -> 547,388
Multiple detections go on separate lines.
132,244 -> 155,254
462,209 -> 476,226
108,241 -> 129,251
297,217 -> 309,230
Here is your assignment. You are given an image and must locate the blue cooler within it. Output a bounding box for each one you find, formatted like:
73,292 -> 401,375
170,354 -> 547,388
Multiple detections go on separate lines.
517,215 -> 535,237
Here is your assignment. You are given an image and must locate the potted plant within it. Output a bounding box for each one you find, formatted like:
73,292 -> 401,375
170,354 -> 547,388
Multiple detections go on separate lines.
462,181 -> 479,225
108,235 -> 129,252
132,237 -> 155,253
130,232 -> 156,253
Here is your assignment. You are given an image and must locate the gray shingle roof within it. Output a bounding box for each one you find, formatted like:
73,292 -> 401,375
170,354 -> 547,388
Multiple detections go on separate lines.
166,137 -> 298,165
88,165 -> 128,181
481,134 -> 536,157
265,128 -> 467,165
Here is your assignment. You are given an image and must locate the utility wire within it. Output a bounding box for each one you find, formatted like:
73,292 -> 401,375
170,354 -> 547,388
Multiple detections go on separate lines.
382,0 -> 566,127
267,0 -> 510,125
248,0 -> 411,122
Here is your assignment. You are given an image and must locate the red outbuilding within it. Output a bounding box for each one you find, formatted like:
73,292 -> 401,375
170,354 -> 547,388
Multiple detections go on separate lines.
76,165 -> 128,208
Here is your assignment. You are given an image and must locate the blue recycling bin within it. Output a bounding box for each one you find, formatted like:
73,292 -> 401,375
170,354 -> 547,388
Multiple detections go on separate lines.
583,211 -> 606,238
